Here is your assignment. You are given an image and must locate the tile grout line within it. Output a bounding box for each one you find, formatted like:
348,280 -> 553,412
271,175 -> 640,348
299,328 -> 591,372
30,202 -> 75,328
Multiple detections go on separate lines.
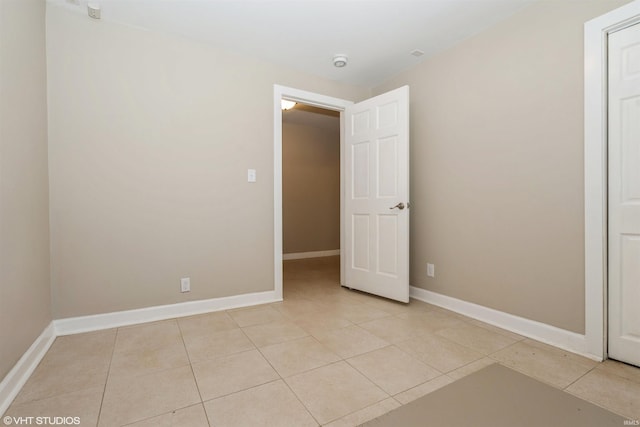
95,328 -> 119,427
390,339 -> 446,374
110,320 -> 204,426
117,403 -> 205,427
176,317 -> 212,427
282,350 -> 393,426
181,322 -> 298,404
561,374 -> 638,421
563,364 -> 598,391
253,337 -> 323,426
562,359 -> 640,421
282,359 -> 347,425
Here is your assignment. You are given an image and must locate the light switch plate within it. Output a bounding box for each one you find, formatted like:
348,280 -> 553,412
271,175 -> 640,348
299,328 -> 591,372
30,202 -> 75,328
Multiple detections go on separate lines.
427,263 -> 435,278
248,169 -> 256,183
180,277 -> 190,293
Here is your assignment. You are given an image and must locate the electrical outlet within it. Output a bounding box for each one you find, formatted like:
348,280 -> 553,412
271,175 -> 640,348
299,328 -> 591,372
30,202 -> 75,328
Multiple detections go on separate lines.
180,277 -> 190,293
427,263 -> 435,278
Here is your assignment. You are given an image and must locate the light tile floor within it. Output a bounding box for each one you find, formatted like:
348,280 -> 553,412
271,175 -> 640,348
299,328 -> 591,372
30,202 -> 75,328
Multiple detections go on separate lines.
5,256 -> 640,426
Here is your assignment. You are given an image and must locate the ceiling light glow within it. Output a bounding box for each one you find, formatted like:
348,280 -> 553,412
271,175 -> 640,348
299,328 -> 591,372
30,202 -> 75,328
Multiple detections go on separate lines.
281,100 -> 296,110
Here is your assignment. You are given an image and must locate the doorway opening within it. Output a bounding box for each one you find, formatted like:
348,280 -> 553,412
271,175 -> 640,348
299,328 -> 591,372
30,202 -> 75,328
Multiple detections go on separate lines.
282,102 -> 341,296
274,85 -> 411,303
272,85 -> 353,301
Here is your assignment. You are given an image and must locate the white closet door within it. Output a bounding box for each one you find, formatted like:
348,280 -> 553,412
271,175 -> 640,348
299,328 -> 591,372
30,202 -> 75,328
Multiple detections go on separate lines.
608,22 -> 640,367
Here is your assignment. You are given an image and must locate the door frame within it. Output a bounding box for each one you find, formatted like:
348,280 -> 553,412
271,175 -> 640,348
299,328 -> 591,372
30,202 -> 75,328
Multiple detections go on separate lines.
584,0 -> 640,360
273,85 -> 353,299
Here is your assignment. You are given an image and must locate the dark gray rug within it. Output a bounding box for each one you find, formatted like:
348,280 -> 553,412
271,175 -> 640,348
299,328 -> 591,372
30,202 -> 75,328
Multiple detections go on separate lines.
361,364 -> 626,427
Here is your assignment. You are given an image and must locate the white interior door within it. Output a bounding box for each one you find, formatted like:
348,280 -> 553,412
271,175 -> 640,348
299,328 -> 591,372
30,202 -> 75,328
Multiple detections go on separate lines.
608,22 -> 640,367
344,86 -> 409,302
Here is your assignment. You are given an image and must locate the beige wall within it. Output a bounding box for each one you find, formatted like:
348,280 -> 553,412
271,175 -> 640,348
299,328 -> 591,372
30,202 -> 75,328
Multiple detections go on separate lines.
282,116 -> 340,254
0,0 -> 51,379
6,0 -> 625,339
374,0 -> 630,333
46,5 -> 369,319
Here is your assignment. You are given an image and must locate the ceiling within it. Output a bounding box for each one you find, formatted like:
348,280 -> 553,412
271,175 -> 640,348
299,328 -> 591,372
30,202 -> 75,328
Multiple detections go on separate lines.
51,0 -> 536,87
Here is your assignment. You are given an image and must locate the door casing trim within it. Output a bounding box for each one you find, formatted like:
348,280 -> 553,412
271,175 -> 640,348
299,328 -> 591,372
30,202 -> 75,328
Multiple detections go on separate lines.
273,85 -> 353,299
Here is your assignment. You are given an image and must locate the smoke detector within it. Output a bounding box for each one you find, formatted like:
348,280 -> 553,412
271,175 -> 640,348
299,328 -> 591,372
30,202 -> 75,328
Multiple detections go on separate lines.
333,55 -> 348,68
88,3 -> 101,19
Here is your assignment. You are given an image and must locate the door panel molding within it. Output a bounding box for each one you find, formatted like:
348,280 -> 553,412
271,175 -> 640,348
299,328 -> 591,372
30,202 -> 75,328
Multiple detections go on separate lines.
344,86 -> 410,302
584,1 -> 640,361
607,22 -> 640,366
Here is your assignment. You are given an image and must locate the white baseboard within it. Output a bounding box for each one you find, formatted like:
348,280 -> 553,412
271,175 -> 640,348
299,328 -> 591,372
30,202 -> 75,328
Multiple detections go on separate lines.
0,323 -> 56,416
54,290 -> 281,336
283,250 -> 340,260
410,286 -> 598,361
1,285 -> 597,416
1,290 -> 280,415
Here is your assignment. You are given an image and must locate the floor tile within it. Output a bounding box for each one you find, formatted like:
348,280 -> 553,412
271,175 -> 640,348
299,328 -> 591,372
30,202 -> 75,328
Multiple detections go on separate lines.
490,339 -> 597,389
435,322 -> 519,354
270,299 -> 325,319
260,336 -> 340,377
109,341 -> 190,379
5,386 -> 103,426
347,346 -> 441,395
324,398 -> 401,427
13,330 -> 115,405
242,320 -> 308,348
313,325 -> 388,359
289,311 -> 353,336
393,375 -> 455,405
447,357 -> 497,381
204,380 -> 318,427
566,368 -> 640,420
108,319 -> 190,379
227,305 -> 285,327
178,311 -> 238,340
597,360 -> 640,384
285,361 -> 388,425
123,404 -> 210,427
326,303 -> 392,324
467,319 -> 525,342
327,289 -> 377,305
359,316 -> 422,343
406,299 -> 439,312
192,349 -> 278,401
183,328 -> 255,364
99,365 -> 201,426
396,333 -> 484,373
115,320 -> 182,353
39,329 -> 116,366
395,310 -> 465,334
428,305 -> 468,317
361,297 -> 410,315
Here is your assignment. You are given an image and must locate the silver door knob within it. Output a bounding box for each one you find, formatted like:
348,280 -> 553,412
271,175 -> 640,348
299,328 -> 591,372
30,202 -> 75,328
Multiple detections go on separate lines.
389,202 -> 405,210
